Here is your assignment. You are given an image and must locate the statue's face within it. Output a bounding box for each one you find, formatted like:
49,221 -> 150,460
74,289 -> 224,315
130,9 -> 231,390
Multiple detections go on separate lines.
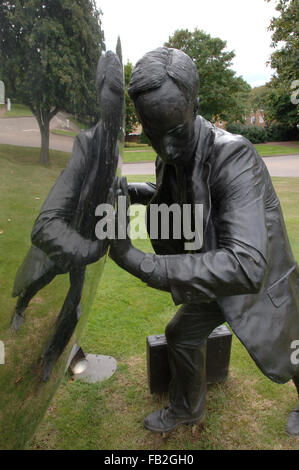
134,79 -> 197,165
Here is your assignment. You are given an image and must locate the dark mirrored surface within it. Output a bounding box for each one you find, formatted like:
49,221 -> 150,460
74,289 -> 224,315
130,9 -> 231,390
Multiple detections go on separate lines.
0,51 -> 124,449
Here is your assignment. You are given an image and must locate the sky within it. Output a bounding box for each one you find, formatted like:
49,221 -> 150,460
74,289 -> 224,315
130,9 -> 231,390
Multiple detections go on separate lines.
96,0 -> 279,88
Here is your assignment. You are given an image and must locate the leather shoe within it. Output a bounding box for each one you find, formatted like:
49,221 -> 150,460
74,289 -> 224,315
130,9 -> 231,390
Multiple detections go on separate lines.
143,406 -> 205,433
286,403 -> 299,437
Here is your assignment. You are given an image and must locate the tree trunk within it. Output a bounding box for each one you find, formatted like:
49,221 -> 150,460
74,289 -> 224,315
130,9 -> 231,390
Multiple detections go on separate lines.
39,121 -> 50,166
33,106 -> 59,166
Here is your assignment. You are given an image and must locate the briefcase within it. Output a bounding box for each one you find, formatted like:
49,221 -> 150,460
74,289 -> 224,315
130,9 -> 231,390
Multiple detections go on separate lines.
146,324 -> 232,394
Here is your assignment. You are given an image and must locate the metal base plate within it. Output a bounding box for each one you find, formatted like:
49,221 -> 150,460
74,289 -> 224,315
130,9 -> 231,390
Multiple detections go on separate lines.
73,354 -> 117,384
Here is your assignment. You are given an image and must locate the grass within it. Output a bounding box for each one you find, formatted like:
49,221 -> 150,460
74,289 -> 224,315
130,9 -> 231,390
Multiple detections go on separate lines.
4,103 -> 33,118
123,148 -> 156,163
255,144 -> 299,157
68,116 -> 89,131
51,129 -> 78,138
125,143 -> 151,149
0,144 -> 299,450
122,143 -> 299,163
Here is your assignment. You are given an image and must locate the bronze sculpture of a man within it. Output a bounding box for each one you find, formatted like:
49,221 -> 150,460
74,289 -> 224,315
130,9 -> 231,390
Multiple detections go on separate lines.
109,47 -> 299,436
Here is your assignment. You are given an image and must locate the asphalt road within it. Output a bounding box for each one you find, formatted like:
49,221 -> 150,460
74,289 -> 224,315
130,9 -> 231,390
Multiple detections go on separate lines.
0,116 -> 75,153
1,116 -> 299,176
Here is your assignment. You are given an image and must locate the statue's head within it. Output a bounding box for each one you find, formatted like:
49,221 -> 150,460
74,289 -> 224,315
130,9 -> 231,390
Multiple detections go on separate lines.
96,51 -> 124,126
129,47 -> 199,164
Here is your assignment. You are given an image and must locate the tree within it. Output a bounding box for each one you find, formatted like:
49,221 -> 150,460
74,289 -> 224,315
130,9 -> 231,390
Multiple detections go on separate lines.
248,85 -> 269,113
265,0 -> 299,131
124,61 -> 139,136
0,0 -> 105,165
267,0 -> 298,85
164,29 -> 251,123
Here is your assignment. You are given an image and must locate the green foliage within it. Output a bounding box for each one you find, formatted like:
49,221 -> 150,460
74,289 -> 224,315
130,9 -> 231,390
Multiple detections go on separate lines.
226,120 -> 299,144
267,0 -> 298,84
263,86 -> 299,131
265,0 -> 299,132
248,86 -> 269,112
245,84 -> 299,140
124,60 -> 139,136
0,0 -> 105,164
226,123 -> 268,144
265,122 -> 299,141
139,130 -> 151,145
164,29 -> 251,122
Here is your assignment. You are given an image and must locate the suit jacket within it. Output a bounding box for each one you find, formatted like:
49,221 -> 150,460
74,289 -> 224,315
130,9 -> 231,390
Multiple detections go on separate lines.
147,115 -> 299,384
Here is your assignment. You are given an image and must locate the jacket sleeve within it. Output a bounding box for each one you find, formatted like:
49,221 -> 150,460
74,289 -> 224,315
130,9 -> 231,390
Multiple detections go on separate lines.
128,182 -> 156,205
31,131 -> 102,271
165,136 -> 269,305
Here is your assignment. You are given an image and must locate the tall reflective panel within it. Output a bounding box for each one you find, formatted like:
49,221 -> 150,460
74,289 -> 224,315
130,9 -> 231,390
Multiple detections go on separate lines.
0,51 -> 124,449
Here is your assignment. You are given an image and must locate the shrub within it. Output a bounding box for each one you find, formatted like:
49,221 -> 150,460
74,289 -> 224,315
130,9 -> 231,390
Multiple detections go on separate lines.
226,123 -> 268,143
265,123 -> 299,142
139,130 -> 151,145
226,122 -> 299,144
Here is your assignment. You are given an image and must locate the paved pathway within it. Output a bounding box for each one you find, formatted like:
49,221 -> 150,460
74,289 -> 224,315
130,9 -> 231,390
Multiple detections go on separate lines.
0,106 -> 6,119
122,162 -> 156,176
262,154 -> 299,177
0,116 -> 75,152
1,115 -> 299,176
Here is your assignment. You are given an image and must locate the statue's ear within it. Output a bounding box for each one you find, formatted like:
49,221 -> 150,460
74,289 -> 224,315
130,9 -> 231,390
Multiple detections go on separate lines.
193,97 -> 199,116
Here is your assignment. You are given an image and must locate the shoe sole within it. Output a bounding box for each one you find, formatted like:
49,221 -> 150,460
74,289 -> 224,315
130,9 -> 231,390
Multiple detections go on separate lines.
144,411 -> 206,434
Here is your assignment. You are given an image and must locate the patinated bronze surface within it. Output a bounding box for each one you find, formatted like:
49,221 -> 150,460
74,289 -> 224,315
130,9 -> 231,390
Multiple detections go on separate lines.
109,47 -> 299,435
0,51 -> 124,449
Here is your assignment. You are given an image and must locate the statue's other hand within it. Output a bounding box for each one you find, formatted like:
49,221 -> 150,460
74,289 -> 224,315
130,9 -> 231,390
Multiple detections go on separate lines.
109,177 -> 132,260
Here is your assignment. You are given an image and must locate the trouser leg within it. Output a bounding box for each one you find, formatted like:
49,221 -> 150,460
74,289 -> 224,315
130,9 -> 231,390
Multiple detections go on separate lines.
286,372 -> 299,436
293,373 -> 299,397
42,267 -> 85,381
165,302 -> 225,418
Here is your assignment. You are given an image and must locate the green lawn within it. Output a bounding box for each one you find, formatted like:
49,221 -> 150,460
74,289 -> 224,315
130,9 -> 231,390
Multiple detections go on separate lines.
4,103 -> 33,118
0,144 -> 299,450
255,144 -> 299,157
123,148 -> 156,163
123,143 -> 299,163
51,129 -> 78,138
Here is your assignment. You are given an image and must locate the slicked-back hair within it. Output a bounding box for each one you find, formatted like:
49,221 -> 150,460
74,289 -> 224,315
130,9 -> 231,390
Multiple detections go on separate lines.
128,47 -> 199,104
96,50 -> 124,98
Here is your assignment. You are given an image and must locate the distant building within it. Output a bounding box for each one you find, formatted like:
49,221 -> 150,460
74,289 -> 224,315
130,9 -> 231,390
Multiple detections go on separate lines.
214,119 -> 227,130
125,123 -> 142,143
245,109 -> 265,127
214,108 -> 266,130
